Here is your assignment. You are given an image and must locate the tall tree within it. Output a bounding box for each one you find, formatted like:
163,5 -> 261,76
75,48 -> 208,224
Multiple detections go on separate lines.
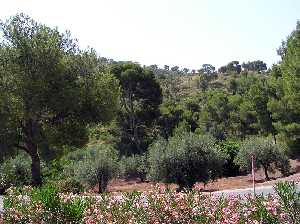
0,14 -> 119,185
247,80 -> 276,140
269,22 -> 300,152
110,63 -> 162,154
197,90 -> 232,140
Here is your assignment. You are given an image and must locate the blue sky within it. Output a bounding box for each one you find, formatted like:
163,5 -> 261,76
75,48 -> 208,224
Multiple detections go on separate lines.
1,0 -> 299,70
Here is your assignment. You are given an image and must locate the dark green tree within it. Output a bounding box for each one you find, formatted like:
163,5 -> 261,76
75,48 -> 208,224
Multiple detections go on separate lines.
198,73 -> 210,91
242,60 -> 267,73
110,63 -> 162,154
268,22 -> 300,153
247,80 -> 276,140
158,100 -> 184,138
218,61 -> 241,74
0,14 -> 119,185
197,90 -> 232,140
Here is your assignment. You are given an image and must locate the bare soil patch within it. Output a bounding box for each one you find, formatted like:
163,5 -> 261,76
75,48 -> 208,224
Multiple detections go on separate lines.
106,158 -> 300,193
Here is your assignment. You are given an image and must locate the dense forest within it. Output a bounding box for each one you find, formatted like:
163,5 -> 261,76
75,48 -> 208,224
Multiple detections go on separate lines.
0,14 -> 299,193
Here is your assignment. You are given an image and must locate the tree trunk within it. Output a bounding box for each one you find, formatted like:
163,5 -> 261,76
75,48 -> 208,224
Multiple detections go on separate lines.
263,165 -> 270,181
98,181 -> 102,194
24,120 -> 42,186
31,153 -> 42,186
133,125 -> 142,153
26,140 -> 42,186
98,175 -> 107,194
273,133 -> 277,144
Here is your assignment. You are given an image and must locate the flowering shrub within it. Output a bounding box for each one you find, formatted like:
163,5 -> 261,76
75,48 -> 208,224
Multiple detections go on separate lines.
3,182 -> 300,223
3,185 -> 89,223
82,186 -> 294,224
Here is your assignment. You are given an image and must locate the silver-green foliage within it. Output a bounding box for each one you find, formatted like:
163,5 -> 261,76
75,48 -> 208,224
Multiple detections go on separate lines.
65,145 -> 119,193
148,133 -> 226,190
119,154 -> 148,181
0,153 -> 31,192
234,137 -> 290,180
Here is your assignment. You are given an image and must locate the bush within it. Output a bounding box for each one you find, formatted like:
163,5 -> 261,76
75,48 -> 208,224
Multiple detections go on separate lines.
234,137 -> 290,180
72,145 -> 119,193
0,153 -> 31,193
4,185 -> 89,223
275,181 -> 300,222
119,154 -> 148,182
56,178 -> 84,194
4,182 -> 300,223
148,133 -> 226,190
218,140 -> 241,177
88,122 -> 120,146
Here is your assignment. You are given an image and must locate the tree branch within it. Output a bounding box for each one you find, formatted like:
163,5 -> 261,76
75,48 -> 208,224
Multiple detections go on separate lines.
14,144 -> 29,153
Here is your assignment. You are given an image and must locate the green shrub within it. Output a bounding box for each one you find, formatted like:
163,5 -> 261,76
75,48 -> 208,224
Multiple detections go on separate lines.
234,137 -> 290,180
61,148 -> 92,183
60,196 -> 88,222
0,153 -> 31,193
35,184 -> 88,222
31,184 -> 61,211
88,122 -> 120,145
71,145 -> 119,193
32,184 -> 88,222
218,140 -> 241,177
56,178 -> 84,194
275,181 -> 300,222
42,158 -> 67,183
148,133 -> 226,191
4,185 -> 89,223
119,154 -> 148,181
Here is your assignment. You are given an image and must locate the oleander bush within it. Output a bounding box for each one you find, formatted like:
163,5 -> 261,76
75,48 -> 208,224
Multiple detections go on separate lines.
3,185 -> 89,223
3,182 -> 300,223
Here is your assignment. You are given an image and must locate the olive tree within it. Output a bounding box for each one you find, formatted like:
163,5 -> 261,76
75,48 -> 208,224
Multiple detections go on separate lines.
110,63 -> 162,154
0,14 -> 119,186
234,137 -> 290,180
0,153 -> 31,193
148,133 -> 226,191
71,145 -> 119,194
119,154 -> 148,182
